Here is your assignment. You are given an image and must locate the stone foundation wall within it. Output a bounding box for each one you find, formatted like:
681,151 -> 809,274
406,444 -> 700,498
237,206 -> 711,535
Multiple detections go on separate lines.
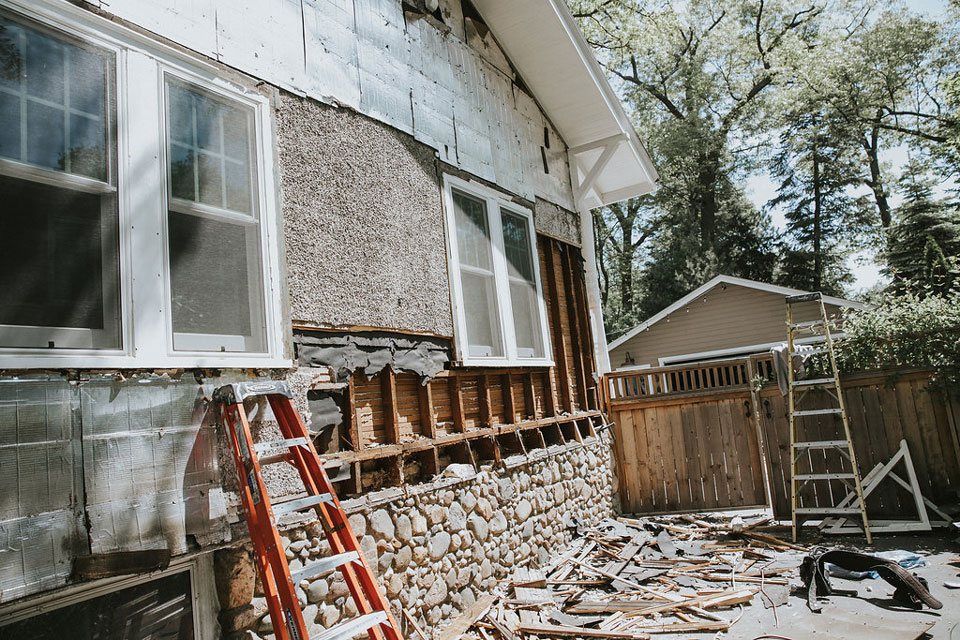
216,436 -> 614,638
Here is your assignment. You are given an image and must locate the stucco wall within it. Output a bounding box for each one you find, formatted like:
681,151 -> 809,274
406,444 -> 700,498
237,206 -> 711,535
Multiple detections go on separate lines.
277,93 -> 454,336
534,197 -> 581,247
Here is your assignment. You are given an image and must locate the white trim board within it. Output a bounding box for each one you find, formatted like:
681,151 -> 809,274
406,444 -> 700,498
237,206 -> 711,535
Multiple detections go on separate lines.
607,274 -> 870,351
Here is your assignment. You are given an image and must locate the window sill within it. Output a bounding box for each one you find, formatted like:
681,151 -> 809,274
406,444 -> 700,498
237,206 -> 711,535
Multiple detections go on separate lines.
454,357 -> 556,369
0,352 -> 293,370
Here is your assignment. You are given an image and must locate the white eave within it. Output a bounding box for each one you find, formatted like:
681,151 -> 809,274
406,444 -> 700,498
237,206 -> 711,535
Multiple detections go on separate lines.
470,0 -> 659,210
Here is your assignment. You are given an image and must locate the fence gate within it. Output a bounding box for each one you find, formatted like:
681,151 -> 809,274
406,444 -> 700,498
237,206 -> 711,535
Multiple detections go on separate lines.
606,358 -> 769,514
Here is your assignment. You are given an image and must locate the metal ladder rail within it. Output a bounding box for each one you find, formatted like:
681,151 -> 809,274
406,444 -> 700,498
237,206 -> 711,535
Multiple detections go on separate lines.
217,382 -> 403,640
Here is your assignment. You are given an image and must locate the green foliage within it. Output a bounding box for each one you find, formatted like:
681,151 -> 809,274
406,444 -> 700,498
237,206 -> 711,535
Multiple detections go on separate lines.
883,161 -> 960,293
833,287 -> 960,390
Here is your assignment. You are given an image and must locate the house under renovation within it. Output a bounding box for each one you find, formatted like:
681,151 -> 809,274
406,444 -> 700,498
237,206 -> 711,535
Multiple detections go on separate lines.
0,0 -> 658,637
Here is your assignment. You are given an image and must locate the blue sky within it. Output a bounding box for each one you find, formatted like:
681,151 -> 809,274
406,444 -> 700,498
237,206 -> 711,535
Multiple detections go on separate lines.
744,0 -> 952,294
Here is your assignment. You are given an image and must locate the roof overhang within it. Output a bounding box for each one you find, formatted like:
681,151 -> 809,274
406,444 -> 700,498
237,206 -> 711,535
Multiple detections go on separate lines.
607,275 -> 871,351
470,0 -> 659,210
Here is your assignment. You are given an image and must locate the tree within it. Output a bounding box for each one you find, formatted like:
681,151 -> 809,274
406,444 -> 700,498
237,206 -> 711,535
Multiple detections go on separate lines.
593,199 -> 655,337
794,8 -> 959,225
769,105 -> 874,294
571,0 -> 841,249
884,161 -> 960,293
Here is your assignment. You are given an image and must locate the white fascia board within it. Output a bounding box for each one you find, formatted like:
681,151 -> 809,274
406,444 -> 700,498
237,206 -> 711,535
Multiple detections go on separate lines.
606,275 -> 870,352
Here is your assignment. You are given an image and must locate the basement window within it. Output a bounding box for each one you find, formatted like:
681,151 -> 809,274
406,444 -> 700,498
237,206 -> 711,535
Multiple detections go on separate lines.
0,5 -> 286,367
443,175 -> 552,367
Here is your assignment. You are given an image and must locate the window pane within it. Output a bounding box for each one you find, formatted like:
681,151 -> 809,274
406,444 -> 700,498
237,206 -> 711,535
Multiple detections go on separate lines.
0,174 -> 119,346
167,81 -> 253,214
0,15 -> 111,181
167,212 -> 266,352
502,211 -> 534,281
453,190 -> 492,271
510,280 -> 544,358
0,570 -> 195,639
462,271 -> 502,358
501,210 -> 544,358
0,89 -> 21,159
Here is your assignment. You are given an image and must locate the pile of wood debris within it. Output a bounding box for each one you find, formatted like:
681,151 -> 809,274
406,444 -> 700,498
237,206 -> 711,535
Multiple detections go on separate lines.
427,513 -> 806,640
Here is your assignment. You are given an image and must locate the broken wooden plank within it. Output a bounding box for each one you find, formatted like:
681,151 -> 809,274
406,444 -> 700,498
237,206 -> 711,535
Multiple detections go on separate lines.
516,623 -> 651,639
436,593 -> 496,640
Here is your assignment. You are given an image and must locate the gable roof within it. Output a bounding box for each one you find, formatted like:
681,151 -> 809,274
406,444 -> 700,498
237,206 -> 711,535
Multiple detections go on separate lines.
471,0 -> 659,208
607,275 -> 869,351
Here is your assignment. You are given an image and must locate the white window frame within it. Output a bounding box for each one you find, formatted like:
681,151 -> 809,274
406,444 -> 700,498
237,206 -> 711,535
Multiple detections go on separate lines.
0,553 -> 218,639
442,174 -> 553,367
0,0 -> 289,369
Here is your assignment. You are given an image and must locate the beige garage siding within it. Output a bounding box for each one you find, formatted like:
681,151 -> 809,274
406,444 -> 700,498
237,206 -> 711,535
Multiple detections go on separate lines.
609,284 -> 847,368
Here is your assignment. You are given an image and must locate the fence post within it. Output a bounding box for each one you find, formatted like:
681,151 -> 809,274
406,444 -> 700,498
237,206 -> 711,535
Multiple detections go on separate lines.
746,357 -> 775,510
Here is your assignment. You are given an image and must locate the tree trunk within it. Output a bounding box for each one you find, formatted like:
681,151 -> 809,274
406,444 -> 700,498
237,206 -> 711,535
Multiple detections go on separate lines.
812,146 -> 823,292
617,218 -> 635,317
863,123 -> 891,227
697,153 -> 720,250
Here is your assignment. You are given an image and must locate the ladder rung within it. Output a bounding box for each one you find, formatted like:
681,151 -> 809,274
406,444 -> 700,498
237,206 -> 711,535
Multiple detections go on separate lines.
792,408 -> 842,416
795,507 -> 862,515
792,378 -> 836,387
290,551 -> 359,584
795,473 -> 856,481
789,320 -> 824,329
313,611 -> 388,640
789,347 -> 828,356
793,440 -> 850,449
256,437 -> 309,464
255,437 -> 309,455
272,493 -> 333,517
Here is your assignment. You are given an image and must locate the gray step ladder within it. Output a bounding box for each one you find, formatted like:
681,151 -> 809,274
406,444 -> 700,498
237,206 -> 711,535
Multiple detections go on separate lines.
785,292 -> 871,543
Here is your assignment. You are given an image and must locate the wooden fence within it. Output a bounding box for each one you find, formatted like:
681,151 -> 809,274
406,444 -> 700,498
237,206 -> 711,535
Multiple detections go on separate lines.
606,357 -> 960,519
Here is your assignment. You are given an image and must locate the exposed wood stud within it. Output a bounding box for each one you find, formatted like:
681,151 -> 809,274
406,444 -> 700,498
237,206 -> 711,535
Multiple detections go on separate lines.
523,372 -> 537,420
381,367 -> 400,443
424,448 -> 440,478
543,370 -> 558,417
571,248 -> 600,410
346,377 -> 361,451
502,372 -> 516,424
450,376 -> 466,433
479,374 -> 493,427
418,381 -> 437,439
489,435 -> 502,466
535,427 -> 547,449
464,441 -> 478,470
560,243 -> 589,411
348,462 -> 363,495
543,239 -> 573,412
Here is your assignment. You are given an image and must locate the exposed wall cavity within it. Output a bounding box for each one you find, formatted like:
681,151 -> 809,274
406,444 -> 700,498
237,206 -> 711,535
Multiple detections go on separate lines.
277,93 -> 454,336
294,329 -> 451,381
534,198 -> 582,247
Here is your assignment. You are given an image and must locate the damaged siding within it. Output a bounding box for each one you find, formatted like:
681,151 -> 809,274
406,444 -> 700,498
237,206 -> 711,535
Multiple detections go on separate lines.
0,378 -> 84,603
277,94 -> 453,334
85,0 -> 576,211
0,375 -> 236,604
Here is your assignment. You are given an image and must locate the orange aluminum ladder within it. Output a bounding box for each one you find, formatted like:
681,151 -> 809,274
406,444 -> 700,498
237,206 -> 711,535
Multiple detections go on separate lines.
215,381 -> 403,640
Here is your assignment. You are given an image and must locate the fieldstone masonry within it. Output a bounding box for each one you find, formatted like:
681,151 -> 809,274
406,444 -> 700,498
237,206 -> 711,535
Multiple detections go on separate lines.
216,436 -> 615,638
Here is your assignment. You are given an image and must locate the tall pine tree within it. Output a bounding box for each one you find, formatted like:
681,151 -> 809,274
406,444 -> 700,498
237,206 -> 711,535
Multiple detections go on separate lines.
770,108 -> 874,295
884,161 -> 960,294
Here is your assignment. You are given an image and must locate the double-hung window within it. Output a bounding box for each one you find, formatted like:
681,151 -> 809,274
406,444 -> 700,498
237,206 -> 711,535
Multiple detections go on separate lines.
0,3 -> 285,367
443,176 -> 552,367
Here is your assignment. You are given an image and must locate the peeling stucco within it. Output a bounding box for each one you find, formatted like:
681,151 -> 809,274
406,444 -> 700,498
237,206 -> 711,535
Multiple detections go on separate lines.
277,93 -> 454,336
534,198 -> 581,247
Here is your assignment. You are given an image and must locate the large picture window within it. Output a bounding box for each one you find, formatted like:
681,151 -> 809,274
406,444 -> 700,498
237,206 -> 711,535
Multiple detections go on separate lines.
0,6 -> 284,367
444,176 -> 552,366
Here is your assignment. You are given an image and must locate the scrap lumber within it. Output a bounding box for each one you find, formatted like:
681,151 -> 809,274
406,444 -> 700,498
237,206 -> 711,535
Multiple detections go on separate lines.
437,594 -> 496,640
516,623 -> 651,638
